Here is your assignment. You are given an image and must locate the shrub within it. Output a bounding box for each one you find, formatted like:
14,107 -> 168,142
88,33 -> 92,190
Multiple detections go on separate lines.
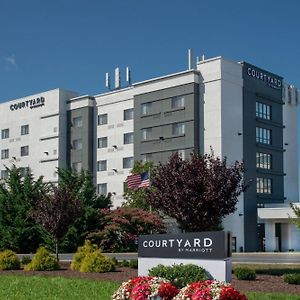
24,247 -> 59,271
234,267 -> 256,280
148,264 -> 208,288
111,257 -> 119,266
79,251 -> 115,273
283,273 -> 300,285
129,259 -> 138,269
21,255 -> 32,265
87,207 -> 165,252
121,260 -> 130,267
71,240 -> 97,271
0,250 -> 20,270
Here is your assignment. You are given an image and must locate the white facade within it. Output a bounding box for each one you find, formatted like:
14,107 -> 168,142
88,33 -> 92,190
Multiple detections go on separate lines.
95,88 -> 134,207
197,57 -> 245,251
0,89 -> 77,182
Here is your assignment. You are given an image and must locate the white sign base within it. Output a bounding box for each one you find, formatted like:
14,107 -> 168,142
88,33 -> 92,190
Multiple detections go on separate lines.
138,257 -> 232,282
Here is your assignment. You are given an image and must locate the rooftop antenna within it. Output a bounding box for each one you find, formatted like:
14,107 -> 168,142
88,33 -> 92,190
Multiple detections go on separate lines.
115,67 -> 120,89
126,66 -> 131,86
188,49 -> 193,70
105,72 -> 110,90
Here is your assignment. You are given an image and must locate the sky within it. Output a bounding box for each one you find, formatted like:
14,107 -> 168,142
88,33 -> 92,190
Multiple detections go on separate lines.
0,0 -> 299,102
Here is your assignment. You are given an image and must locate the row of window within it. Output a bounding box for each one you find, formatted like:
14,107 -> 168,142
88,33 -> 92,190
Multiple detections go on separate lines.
256,102 -> 271,120
141,122 -> 185,141
97,132 -> 134,149
98,108 -> 134,126
141,96 -> 185,116
1,146 -> 29,159
256,177 -> 272,194
1,125 -> 29,139
1,167 -> 29,180
97,157 -> 134,171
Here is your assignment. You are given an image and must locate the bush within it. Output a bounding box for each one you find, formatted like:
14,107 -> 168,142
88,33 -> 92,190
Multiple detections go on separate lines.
0,250 -> 20,270
129,259 -> 138,269
283,273 -> 300,285
234,267 -> 256,280
72,240 -> 115,273
87,208 -> 165,252
21,255 -> 32,265
71,240 -> 97,271
24,247 -> 59,271
80,251 -> 115,273
148,264 -> 208,288
120,260 -> 130,267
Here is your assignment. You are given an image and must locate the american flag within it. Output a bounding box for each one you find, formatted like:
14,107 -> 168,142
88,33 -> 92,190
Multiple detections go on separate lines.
138,171 -> 150,188
125,172 -> 150,189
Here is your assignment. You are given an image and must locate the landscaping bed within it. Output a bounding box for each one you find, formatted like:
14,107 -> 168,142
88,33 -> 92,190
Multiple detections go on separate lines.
1,262 -> 300,295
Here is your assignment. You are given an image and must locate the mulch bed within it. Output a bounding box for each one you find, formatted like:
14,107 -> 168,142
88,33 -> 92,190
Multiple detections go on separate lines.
1,262 -> 300,295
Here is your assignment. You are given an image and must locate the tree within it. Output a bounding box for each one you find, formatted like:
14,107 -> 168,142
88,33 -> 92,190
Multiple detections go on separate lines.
145,152 -> 246,232
122,161 -> 153,210
0,166 -> 49,252
291,203 -> 300,229
57,168 -> 112,251
31,185 -> 82,260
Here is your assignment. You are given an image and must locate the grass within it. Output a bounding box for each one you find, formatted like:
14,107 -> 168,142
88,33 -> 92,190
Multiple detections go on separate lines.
0,275 -> 119,300
246,292 -> 300,300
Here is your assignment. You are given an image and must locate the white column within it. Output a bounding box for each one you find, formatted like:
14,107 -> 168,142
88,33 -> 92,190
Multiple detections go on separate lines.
265,222 -> 276,252
290,224 -> 300,251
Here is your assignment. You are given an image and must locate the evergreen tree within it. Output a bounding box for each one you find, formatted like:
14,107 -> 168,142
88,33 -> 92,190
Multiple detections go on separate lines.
0,166 -> 49,252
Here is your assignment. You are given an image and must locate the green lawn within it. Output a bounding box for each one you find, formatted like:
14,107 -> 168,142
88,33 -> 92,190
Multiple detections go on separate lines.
0,275 -> 299,300
0,275 -> 119,300
246,292 -> 300,300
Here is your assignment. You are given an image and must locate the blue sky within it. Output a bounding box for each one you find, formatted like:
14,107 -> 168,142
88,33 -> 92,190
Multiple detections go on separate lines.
0,0 -> 299,102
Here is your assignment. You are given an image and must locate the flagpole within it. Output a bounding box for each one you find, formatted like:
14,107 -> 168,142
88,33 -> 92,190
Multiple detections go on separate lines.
149,165 -> 152,213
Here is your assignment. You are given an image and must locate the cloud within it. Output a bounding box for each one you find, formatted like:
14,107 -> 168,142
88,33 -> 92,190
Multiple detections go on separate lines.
4,54 -> 17,67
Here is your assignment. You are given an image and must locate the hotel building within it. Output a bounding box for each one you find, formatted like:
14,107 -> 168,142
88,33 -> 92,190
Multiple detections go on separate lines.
0,55 -> 299,252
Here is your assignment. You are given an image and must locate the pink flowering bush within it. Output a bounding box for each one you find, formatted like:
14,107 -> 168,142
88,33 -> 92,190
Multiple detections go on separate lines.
112,276 -> 179,300
112,277 -> 246,300
174,280 -> 247,300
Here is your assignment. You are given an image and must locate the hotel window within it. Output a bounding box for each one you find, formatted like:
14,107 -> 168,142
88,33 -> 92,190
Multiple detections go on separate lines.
141,102 -> 152,115
21,124 -> 29,135
123,157 -> 134,169
98,113 -> 108,125
256,127 -> 271,144
73,139 -> 82,150
97,160 -> 107,172
256,152 -> 272,169
20,146 -> 29,157
256,102 -> 271,120
124,132 -> 134,144
172,122 -> 185,135
97,137 -> 108,148
124,108 -> 134,121
97,183 -> 107,195
256,177 -> 272,194
72,162 -> 82,172
1,149 -> 9,159
1,128 -> 9,139
1,170 -> 8,180
19,167 -> 29,177
171,96 -> 185,109
73,116 -> 83,128
141,153 -> 152,162
141,128 -> 152,140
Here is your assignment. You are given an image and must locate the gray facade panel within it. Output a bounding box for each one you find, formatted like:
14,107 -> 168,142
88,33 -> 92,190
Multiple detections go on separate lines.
134,83 -> 200,164
67,106 -> 94,172
242,62 -> 284,251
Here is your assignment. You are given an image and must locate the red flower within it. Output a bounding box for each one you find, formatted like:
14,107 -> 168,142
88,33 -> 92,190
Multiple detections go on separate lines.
158,282 -> 179,299
220,286 -> 247,300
